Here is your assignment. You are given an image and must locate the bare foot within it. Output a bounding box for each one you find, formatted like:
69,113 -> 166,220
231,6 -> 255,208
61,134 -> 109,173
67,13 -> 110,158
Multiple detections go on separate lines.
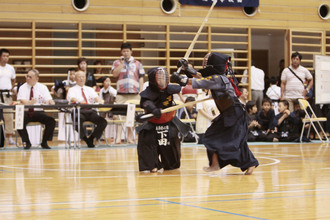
151,168 -> 157,173
157,168 -> 164,173
244,166 -> 256,175
203,166 -> 220,172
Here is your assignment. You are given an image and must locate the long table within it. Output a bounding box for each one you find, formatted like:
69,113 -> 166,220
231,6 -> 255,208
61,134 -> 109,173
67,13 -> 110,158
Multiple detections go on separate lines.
0,103 -> 133,149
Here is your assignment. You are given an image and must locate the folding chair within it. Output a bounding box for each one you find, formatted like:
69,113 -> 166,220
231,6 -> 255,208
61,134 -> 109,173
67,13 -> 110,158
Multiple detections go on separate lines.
0,120 -> 5,148
298,99 -> 329,143
15,122 -> 44,148
63,110 -> 79,149
175,100 -> 198,143
122,99 -> 144,144
104,99 -> 143,145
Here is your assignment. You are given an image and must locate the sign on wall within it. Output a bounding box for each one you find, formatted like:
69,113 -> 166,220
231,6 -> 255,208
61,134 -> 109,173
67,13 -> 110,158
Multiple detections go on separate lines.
178,0 -> 259,7
314,55 -> 330,104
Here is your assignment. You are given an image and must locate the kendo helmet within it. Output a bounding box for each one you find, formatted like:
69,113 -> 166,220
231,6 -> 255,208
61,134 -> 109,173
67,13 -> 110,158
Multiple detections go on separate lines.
148,67 -> 170,90
198,52 -> 231,77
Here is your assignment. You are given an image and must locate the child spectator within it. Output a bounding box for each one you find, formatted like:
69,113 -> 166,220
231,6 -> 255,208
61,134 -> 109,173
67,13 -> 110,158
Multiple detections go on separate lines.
246,101 -> 267,142
180,96 -> 197,120
266,76 -> 281,114
99,76 -> 117,104
270,100 -> 301,142
56,69 -> 78,142
239,87 -> 249,105
99,76 -> 117,143
180,96 -> 198,142
257,98 -> 275,134
52,68 -> 76,99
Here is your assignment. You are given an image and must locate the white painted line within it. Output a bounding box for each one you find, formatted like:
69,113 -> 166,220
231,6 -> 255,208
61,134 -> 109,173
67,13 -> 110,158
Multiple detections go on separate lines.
0,177 -> 53,180
274,183 -> 314,186
1,188 -> 330,207
256,157 -> 280,166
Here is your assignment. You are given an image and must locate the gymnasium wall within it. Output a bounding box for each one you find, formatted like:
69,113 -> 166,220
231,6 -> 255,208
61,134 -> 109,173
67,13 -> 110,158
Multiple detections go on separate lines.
0,0 -> 329,91
0,0 -> 328,29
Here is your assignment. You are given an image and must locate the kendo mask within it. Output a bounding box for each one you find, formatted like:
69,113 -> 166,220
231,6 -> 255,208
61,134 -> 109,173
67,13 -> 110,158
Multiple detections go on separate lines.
198,52 -> 231,77
148,67 -> 169,90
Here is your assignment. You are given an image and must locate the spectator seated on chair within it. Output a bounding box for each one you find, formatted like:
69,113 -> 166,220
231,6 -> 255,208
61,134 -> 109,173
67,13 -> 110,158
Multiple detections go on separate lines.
67,70 -> 107,148
99,76 -> 117,143
16,69 -> 55,150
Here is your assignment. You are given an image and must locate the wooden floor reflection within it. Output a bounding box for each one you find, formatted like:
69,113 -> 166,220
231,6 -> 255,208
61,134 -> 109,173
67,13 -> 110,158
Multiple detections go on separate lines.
0,142 -> 330,219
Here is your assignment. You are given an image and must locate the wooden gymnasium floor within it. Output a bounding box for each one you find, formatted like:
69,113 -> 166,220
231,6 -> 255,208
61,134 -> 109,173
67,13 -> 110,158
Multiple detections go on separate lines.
0,141 -> 330,220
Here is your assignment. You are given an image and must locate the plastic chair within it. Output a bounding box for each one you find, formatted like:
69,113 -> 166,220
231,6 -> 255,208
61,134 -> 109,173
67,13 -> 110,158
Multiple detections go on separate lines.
298,99 -> 329,143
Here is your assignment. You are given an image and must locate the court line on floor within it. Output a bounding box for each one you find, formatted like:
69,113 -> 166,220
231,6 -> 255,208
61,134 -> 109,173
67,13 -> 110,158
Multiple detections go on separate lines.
182,192 -> 330,205
155,198 -> 268,220
0,169 -> 13,173
0,177 -> 53,180
256,152 -> 299,157
1,190 -> 330,216
0,156 -> 280,173
273,183 -> 314,186
0,141 -> 320,153
1,187 -> 330,208
62,169 -> 300,179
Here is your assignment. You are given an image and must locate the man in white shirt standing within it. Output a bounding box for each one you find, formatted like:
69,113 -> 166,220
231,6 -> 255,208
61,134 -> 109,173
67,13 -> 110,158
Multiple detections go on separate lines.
17,69 -> 55,149
0,48 -> 16,145
241,62 -> 265,111
67,70 -> 107,148
281,51 -> 313,112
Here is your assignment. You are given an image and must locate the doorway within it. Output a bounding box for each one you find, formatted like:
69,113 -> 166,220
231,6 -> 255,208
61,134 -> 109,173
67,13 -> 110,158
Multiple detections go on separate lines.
251,29 -> 286,79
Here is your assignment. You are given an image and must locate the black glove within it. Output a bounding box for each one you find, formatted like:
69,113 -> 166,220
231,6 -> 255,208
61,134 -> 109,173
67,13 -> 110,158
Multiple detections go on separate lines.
135,113 -> 150,123
152,108 -> 162,119
185,66 -> 197,77
135,114 -> 144,123
177,58 -> 189,68
170,72 -> 188,86
177,58 -> 197,77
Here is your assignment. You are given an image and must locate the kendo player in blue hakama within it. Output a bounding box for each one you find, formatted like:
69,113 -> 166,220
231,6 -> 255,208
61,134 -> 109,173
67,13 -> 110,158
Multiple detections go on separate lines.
136,67 -> 189,173
171,52 -> 259,175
